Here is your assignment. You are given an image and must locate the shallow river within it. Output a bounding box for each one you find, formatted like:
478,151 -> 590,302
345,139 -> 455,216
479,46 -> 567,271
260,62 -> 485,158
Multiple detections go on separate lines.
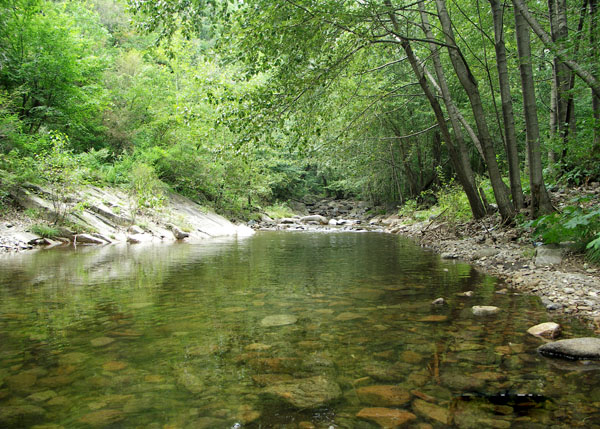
0,231 -> 599,428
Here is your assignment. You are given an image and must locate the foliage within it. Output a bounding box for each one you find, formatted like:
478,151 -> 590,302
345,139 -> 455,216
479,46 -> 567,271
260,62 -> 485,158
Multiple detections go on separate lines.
128,163 -> 166,214
36,133 -> 79,223
264,203 -> 295,220
527,198 -> 600,261
30,223 -> 61,238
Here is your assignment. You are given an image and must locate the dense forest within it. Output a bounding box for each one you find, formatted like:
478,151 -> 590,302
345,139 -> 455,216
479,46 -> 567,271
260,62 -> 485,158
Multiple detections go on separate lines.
1,0 -> 599,253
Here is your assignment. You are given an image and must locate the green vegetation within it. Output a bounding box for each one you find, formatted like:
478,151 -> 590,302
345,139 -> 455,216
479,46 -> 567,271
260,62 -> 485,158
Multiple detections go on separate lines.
30,223 -> 61,238
264,203 -> 295,220
527,199 -> 600,261
1,0 -> 599,245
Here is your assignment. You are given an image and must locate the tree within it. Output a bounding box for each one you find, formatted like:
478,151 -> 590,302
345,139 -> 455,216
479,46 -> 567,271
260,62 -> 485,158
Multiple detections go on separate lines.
513,2 -> 554,217
435,0 -> 515,221
0,0 -> 108,151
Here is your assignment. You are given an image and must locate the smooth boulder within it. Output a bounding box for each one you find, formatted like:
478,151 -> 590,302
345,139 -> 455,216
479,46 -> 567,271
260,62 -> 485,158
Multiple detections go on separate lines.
538,337 -> 600,360
527,322 -> 561,339
260,314 -> 298,327
472,306 -> 500,316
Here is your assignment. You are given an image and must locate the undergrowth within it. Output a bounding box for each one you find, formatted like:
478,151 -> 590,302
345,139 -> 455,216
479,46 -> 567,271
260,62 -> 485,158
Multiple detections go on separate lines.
526,197 -> 600,263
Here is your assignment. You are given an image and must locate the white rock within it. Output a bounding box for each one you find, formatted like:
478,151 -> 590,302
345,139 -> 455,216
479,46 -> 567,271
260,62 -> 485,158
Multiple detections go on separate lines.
472,306 -> 500,316
527,322 -> 561,339
75,234 -> 106,245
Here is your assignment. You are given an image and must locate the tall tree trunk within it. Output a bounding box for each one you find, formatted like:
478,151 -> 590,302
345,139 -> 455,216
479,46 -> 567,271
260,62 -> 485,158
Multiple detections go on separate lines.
512,0 -> 600,98
513,3 -> 554,217
419,1 -> 488,199
591,0 -> 600,155
563,0 -> 588,152
435,0 -> 515,221
489,0 -> 524,210
384,0 -> 487,219
548,0 -> 571,145
549,69 -> 559,166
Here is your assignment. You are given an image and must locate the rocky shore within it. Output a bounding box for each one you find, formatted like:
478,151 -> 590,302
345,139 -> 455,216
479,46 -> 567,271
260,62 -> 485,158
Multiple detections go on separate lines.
0,184 -> 252,253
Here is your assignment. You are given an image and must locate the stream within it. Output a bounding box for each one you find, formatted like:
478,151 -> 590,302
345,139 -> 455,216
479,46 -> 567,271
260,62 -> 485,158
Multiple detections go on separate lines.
0,231 -> 598,428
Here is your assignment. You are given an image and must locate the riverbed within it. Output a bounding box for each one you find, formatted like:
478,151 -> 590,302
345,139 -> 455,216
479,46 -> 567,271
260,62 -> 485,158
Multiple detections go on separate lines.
0,231 -> 598,427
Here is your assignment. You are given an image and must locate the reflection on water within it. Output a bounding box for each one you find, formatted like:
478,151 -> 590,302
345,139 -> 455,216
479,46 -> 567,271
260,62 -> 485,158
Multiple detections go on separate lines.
0,231 -> 598,428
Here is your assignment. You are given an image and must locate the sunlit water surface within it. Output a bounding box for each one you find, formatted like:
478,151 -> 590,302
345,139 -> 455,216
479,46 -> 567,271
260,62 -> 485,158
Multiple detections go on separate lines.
0,231 -> 599,428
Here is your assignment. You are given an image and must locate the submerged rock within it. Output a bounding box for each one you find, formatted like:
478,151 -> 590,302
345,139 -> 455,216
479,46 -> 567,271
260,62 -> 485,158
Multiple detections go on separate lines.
355,385 -> 410,406
0,405 -> 46,426
527,322 -> 561,339
90,337 -> 115,347
472,306 -> 500,316
356,407 -> 416,427
262,376 -> 341,408
538,337 -> 600,360
412,398 -> 449,425
78,409 -> 125,426
260,314 -> 298,327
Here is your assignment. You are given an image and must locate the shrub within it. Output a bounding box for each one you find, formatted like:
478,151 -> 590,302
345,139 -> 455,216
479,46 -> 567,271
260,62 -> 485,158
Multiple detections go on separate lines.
264,202 -> 295,219
129,163 -> 166,214
526,197 -> 600,262
30,223 -> 60,238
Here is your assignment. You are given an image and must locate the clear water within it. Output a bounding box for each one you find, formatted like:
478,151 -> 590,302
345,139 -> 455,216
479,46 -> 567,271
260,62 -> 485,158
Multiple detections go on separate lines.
0,231 -> 599,428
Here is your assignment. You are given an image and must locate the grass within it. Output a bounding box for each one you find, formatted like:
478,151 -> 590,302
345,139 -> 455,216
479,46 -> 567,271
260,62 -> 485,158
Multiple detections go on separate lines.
30,223 -> 61,238
264,203 -> 295,219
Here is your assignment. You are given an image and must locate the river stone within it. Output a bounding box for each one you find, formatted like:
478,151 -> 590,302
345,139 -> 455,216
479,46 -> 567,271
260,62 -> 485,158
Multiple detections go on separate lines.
472,306 -> 500,316
356,385 -> 410,406
413,398 -> 449,424
262,376 -> 341,408
418,315 -> 448,322
75,234 -> 106,245
102,361 -> 127,371
537,337 -> 600,360
5,372 -> 37,390
335,312 -> 364,321
176,369 -> 204,393
300,215 -> 328,225
245,343 -> 272,351
27,390 -> 57,402
79,409 -> 125,426
440,372 -> 485,391
535,246 -> 563,266
260,314 -> 298,327
91,337 -> 115,347
0,405 -> 46,426
527,322 -> 561,339
252,374 -> 295,386
59,352 -> 89,365
473,248 -> 500,259
356,407 -> 417,427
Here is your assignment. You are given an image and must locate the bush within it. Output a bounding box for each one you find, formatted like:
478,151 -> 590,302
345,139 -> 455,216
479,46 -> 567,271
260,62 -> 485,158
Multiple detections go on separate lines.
526,197 -> 600,262
36,132 -> 79,224
264,202 -> 295,219
129,163 -> 166,213
30,223 -> 61,238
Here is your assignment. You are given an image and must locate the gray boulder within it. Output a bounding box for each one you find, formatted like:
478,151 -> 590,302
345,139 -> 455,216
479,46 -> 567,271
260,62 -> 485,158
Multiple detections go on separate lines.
300,215 -> 328,225
535,245 -> 563,266
472,306 -> 500,316
538,337 -> 600,360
